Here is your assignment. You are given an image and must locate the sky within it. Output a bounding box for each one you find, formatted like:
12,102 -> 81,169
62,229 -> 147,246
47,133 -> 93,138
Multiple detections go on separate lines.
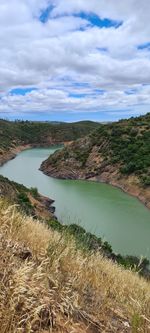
0,0 -> 150,122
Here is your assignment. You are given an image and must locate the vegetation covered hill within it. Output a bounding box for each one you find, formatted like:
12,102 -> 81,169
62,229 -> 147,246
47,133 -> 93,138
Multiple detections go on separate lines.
0,119 -> 99,151
0,175 -> 55,220
41,113 -> 150,208
0,198 -> 150,332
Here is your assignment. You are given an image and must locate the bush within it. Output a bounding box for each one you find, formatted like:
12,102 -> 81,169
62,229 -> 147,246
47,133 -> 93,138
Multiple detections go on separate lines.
30,187 -> 39,199
120,162 -> 137,174
17,192 -> 33,214
142,176 -> 150,187
47,219 -> 64,232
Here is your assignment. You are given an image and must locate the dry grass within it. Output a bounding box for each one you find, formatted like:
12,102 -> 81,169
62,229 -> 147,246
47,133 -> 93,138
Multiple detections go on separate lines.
0,199 -> 150,333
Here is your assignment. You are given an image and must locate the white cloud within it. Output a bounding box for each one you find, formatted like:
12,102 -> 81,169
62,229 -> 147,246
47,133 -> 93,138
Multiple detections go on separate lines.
0,0 -> 150,118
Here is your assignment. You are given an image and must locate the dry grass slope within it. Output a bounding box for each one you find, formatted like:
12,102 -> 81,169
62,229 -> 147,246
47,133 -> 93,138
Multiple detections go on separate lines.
0,199 -> 150,333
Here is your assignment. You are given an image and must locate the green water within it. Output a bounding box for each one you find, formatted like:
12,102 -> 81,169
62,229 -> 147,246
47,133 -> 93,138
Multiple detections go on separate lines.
0,146 -> 150,259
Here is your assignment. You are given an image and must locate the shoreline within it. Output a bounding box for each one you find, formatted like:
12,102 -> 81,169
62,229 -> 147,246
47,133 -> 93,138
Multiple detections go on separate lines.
1,144 -> 150,211
88,175 -> 150,211
41,164 -> 150,211
0,144 -> 58,220
0,144 -> 34,167
0,142 -> 63,167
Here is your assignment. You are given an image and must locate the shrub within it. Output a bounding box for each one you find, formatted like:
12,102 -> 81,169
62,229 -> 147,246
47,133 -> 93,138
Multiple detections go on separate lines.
30,187 -> 39,199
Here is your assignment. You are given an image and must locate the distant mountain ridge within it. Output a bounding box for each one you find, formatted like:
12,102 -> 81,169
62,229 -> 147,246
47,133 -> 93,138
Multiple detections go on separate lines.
0,119 -> 100,149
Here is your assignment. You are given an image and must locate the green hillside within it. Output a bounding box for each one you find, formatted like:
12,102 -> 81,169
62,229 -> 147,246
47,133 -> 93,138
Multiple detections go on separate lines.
40,113 -> 150,210
0,119 -> 100,151
41,113 -> 150,186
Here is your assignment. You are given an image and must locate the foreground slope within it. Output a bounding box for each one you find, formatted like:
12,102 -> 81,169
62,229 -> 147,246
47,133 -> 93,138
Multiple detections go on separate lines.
0,199 -> 150,332
41,113 -> 150,208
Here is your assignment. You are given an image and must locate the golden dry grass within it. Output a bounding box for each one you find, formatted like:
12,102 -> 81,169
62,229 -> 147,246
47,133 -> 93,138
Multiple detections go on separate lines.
0,199 -> 150,333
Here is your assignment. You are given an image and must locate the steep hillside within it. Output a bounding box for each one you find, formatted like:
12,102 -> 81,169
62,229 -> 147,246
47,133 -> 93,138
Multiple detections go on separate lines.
0,119 -> 99,165
0,198 -> 150,332
41,113 -> 150,208
0,175 -> 55,220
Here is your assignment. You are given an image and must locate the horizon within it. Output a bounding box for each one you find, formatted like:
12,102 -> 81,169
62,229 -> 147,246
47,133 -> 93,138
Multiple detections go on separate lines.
0,1 -> 150,122
0,118 -> 112,124
0,109 -> 147,122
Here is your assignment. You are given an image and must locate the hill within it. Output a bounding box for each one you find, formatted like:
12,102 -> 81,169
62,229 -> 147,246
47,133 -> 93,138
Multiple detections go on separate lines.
40,113 -> 150,208
0,198 -> 150,332
0,175 -> 55,220
0,119 -> 100,166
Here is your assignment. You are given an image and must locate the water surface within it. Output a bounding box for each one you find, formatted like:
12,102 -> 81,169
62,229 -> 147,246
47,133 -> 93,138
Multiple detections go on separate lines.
0,147 -> 150,259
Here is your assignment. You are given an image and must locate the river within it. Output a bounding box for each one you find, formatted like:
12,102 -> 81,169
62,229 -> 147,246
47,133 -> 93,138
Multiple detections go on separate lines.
0,146 -> 150,259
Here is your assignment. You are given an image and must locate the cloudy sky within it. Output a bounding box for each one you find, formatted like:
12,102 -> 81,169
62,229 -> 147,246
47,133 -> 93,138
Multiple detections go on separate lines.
0,0 -> 150,121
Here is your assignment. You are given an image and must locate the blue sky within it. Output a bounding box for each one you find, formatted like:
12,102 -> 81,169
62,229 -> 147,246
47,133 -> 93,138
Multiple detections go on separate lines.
0,0 -> 150,122
10,88 -> 37,96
